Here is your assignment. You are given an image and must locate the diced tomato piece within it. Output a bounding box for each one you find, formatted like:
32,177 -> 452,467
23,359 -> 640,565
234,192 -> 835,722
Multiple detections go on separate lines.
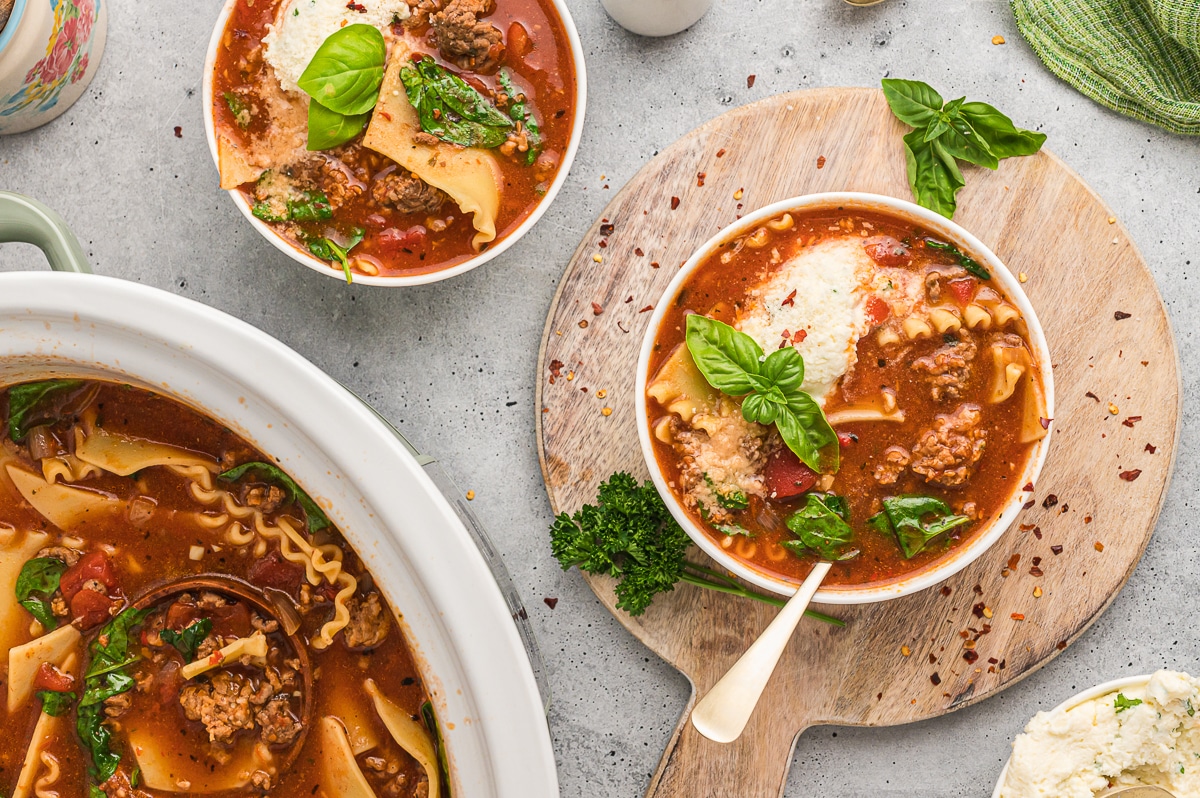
864,295 -> 890,326
863,235 -> 911,267
70,588 -> 117,629
948,278 -> 976,305
165,599 -> 199,632
378,225 -> 428,254
33,662 -> 74,693
59,551 -> 117,603
763,447 -> 818,500
836,430 -> 858,448
365,213 -> 388,229
156,660 -> 183,705
247,549 -> 305,596
209,602 -> 252,639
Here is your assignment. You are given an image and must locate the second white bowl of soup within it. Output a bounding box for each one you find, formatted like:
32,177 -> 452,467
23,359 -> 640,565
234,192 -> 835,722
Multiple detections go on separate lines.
635,193 -> 1054,603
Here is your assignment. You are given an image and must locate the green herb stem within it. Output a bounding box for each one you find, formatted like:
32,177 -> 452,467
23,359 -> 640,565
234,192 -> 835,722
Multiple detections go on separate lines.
678,563 -> 845,626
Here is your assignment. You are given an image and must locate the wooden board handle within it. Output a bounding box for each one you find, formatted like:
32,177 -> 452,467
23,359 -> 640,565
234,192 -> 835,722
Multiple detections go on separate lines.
646,694 -> 799,798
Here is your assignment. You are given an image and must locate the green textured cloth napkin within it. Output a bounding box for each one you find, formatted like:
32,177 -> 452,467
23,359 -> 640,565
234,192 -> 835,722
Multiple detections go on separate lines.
1012,0 -> 1200,135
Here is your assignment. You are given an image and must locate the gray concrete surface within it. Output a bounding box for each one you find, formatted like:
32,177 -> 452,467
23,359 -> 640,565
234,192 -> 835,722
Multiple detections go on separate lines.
2,0 -> 1199,794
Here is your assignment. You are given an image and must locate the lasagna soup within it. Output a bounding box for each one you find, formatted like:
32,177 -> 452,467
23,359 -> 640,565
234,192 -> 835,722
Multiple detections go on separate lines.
0,380 -> 448,797
211,0 -> 578,280
645,209 -> 1049,588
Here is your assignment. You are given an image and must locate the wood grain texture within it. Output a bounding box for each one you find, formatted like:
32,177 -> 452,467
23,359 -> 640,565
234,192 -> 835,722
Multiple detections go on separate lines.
535,88 -> 1180,798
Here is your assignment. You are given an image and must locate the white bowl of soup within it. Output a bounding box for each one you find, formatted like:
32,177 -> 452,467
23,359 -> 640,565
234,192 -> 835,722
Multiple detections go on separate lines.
635,193 -> 1054,604
0,193 -> 558,796
203,0 -> 585,285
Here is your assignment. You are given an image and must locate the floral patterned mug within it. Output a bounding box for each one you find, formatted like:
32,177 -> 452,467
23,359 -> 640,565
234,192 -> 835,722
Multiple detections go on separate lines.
0,0 -> 106,135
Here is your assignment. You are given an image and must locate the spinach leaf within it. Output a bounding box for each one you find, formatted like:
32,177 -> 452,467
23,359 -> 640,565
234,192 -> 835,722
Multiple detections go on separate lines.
307,229 -> 365,285
77,702 -> 120,781
883,79 -> 1045,219
7,379 -> 85,442
79,608 -> 146,781
223,91 -> 251,129
160,618 -> 212,663
297,24 -> 387,116
498,70 -> 542,165
923,238 -> 991,280
868,495 -> 971,559
252,190 -> 333,223
684,314 -> 837,473
714,523 -> 753,537
307,99 -> 371,151
421,701 -> 453,798
37,690 -> 76,717
15,557 -> 68,630
219,461 -> 331,532
782,493 -> 858,561
400,58 -> 513,149
86,608 -> 149,679
1114,693 -> 1143,713
90,786 -> 108,798
79,671 -> 135,707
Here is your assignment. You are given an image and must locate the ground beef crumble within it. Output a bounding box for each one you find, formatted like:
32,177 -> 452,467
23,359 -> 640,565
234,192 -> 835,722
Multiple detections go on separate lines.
911,330 -> 977,401
370,169 -> 447,215
430,0 -> 505,73
343,592 -> 391,650
911,404 -> 987,487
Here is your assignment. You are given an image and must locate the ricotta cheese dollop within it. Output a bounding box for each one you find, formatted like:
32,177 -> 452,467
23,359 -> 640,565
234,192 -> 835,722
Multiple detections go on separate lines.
1001,670 -> 1200,798
263,0 -> 411,95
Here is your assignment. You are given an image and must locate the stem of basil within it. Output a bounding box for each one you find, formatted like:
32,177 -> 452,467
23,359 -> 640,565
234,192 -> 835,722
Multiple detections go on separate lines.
679,563 -> 844,626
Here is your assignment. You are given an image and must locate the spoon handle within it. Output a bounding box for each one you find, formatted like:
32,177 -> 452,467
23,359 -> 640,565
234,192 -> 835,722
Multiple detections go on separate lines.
690,561 -> 833,744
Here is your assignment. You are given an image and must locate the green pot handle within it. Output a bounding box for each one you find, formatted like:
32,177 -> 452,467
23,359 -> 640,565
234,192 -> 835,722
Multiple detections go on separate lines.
0,192 -> 91,274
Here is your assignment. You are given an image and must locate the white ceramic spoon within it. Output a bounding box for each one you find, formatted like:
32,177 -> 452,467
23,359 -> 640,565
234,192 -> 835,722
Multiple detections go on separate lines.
690,561 -> 833,743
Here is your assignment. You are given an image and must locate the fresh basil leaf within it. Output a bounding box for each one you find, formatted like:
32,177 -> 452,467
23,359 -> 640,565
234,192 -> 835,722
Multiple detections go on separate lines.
870,495 -> 971,559
759,346 -> 804,393
777,392 -> 839,473
7,379 -> 85,442
307,99 -> 371,151
881,79 -> 944,128
160,618 -> 212,663
499,69 -> 543,165
223,91 -> 251,129
400,58 -> 513,148
685,315 -> 763,396
938,114 -> 999,170
782,494 -> 858,561
903,130 -> 964,219
958,101 -> 1046,159
219,461 -> 332,532
15,557 -> 67,630
38,689 -> 76,716
737,392 -> 777,425
297,24 -> 386,116
923,238 -> 991,280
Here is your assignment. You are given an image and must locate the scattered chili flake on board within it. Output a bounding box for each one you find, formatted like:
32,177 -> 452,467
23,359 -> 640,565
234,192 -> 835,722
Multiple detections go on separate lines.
1042,494 -> 1058,509
1122,416 -> 1142,427
1114,311 -> 1131,320
592,302 -> 604,315
747,74 -> 756,88
598,240 -> 607,249
983,607 -> 993,619
600,222 -> 615,236
901,645 -> 911,656
972,602 -> 985,618
1029,566 -> 1043,577
1033,586 -> 1043,598
1056,641 -> 1067,650
697,172 -> 706,187
173,126 -> 182,138
1094,541 -> 1105,552
733,188 -> 744,200
1022,500 -> 1035,510
1032,526 -> 1043,539
1119,469 -> 1142,481
1022,482 -> 1034,492
1084,516 -> 1092,524
634,247 -> 645,257
1085,391 -> 1100,402
930,672 -> 941,686
816,156 -> 826,169
963,650 -> 979,664
543,597 -> 558,609
651,261 -> 660,269
1145,443 -> 1156,453
670,196 -> 680,210
639,305 -> 654,313
1007,553 -> 1021,570
1108,403 -> 1119,414
601,407 -> 612,416
1051,545 -> 1063,555
940,586 -> 952,597
578,320 -> 588,329
1011,613 -> 1025,621
716,148 -> 726,158
596,389 -> 607,398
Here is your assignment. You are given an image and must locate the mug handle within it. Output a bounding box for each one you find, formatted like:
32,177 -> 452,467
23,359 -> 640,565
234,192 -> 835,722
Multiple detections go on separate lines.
0,191 -> 91,273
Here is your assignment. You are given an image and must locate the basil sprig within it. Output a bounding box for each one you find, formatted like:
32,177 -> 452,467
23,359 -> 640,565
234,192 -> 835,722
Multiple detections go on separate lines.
297,25 -> 386,150
882,79 -> 1046,219
684,315 -> 838,473
401,58 -> 514,148
782,493 -> 858,561
867,495 -> 971,559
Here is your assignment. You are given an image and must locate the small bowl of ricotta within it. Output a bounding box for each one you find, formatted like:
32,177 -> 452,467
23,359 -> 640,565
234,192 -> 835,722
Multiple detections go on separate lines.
994,670 -> 1200,798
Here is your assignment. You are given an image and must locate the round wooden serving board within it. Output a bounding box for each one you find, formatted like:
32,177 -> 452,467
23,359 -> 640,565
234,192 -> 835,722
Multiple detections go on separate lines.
535,88 -> 1180,798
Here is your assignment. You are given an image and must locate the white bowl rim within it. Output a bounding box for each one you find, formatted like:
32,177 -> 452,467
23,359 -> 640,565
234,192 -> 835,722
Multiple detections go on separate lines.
634,191 -> 1056,604
201,0 -> 588,287
990,673 -> 1157,798
0,270 -> 560,796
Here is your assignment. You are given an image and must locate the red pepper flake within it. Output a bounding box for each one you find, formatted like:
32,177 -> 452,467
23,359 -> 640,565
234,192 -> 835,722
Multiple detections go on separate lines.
543,597 -> 558,609
973,584 -> 984,595
1094,541 -> 1105,552
747,74 -> 756,88
930,672 -> 941,686
639,305 -> 654,313
1040,417 -> 1052,429
1056,641 -> 1067,650
793,329 -> 807,343
592,302 -> 604,315
634,247 -> 645,257
1011,613 -> 1025,621
1114,311 -> 1131,320
987,657 -> 998,664
716,148 -> 727,158
1051,545 -> 1063,555
1022,500 -> 1035,510
1085,391 -> 1100,402
548,359 -> 564,378
346,0 -> 367,10
1029,566 -> 1043,577
1119,469 -> 1142,481
1019,523 -> 1036,531
1042,494 -> 1058,509
781,289 -> 797,308
650,261 -> 660,269
1007,553 -> 1021,570
928,652 -> 937,664
624,296 -> 633,304
1145,443 -> 1156,453
617,321 -> 629,334
1122,416 -> 1142,427
962,650 -> 979,663
598,240 -> 607,249
1032,557 -> 1041,566
1032,526 -> 1042,539
972,602 -> 985,618
1022,482 -> 1034,492
940,586 -> 952,597
578,320 -> 588,329
599,223 -> 615,236
816,155 -> 826,169
670,196 -> 680,210
697,172 -> 706,187
173,126 -> 182,138
378,110 -> 392,122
